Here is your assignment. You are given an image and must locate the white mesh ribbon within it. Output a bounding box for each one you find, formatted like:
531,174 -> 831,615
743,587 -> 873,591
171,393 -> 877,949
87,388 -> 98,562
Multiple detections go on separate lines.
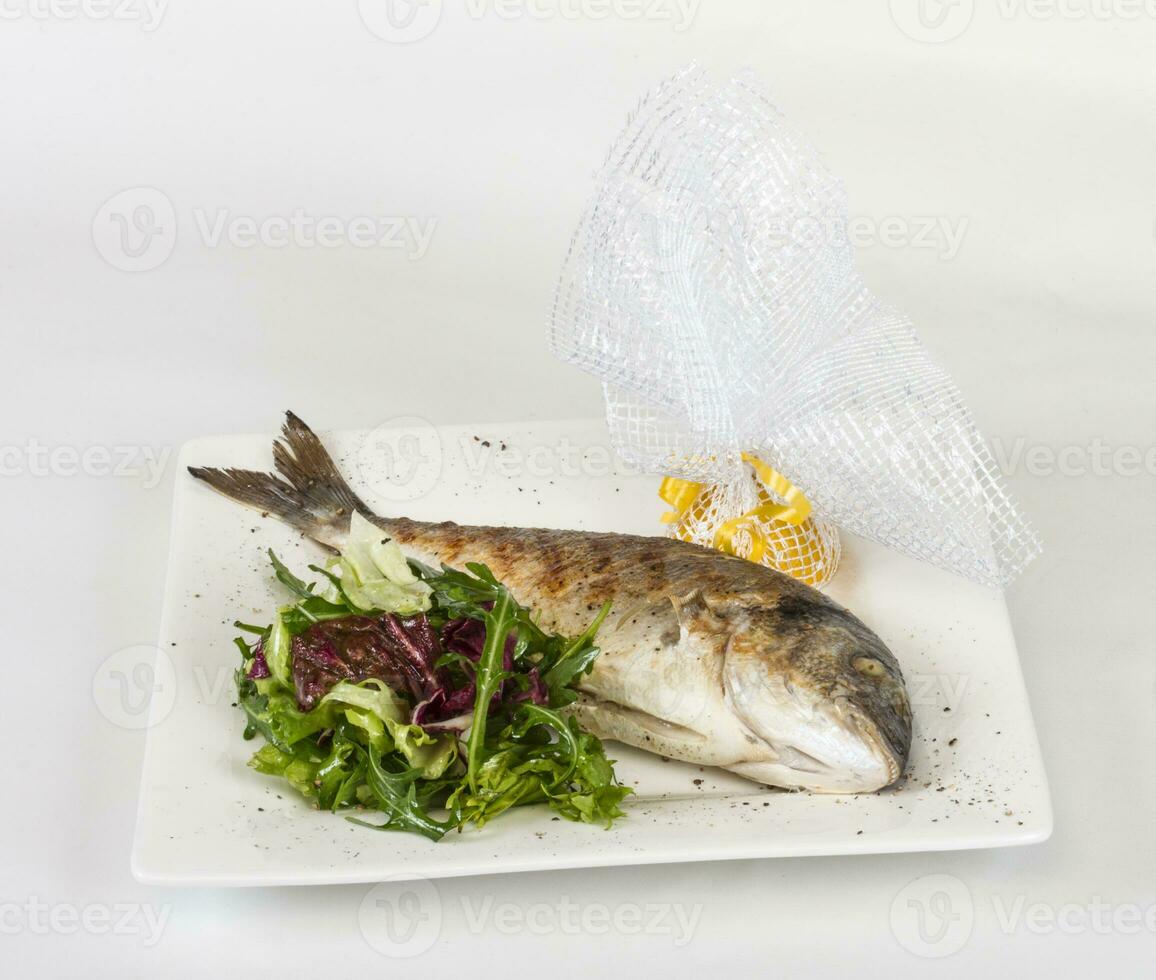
550,65 -> 1040,588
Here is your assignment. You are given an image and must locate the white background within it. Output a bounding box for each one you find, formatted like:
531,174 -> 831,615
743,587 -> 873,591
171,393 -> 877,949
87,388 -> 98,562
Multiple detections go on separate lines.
2,0 -> 1155,975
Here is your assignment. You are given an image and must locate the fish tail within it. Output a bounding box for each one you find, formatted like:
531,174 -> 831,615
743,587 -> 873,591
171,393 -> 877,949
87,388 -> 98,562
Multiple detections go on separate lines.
188,411 -> 371,547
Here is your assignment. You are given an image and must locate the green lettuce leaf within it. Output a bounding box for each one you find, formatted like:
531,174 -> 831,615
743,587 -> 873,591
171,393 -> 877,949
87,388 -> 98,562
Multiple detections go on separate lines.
233,547 -> 628,840
249,730 -> 365,812
334,512 -> 432,614
450,703 -> 632,829
384,720 -> 459,779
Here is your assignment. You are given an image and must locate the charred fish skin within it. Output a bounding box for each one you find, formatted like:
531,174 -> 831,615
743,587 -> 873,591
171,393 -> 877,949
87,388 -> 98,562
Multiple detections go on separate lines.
189,412 -> 912,794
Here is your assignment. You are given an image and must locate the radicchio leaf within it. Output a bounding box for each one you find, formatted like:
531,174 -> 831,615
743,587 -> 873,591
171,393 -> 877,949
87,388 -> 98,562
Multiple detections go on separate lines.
291,613 -> 443,710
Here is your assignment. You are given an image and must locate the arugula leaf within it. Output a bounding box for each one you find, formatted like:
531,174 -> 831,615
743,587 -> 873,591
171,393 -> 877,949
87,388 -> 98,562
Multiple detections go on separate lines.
465,588 -> 515,791
418,560 -> 549,642
350,747 -> 456,842
268,549 -> 316,599
450,702 -> 632,829
416,561 -> 611,702
278,596 -> 354,635
233,547 -> 628,840
542,600 -> 611,705
498,703 -> 579,787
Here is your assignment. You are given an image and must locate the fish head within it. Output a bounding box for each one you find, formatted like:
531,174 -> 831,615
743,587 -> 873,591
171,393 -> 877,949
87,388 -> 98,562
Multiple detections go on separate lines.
722,594 -> 912,793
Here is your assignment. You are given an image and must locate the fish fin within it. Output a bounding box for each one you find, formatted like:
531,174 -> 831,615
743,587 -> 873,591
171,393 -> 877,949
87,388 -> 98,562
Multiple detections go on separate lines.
188,411 -> 371,547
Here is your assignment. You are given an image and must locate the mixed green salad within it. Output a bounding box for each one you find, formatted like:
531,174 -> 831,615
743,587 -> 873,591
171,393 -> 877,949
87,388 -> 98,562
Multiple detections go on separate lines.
232,514 -> 631,840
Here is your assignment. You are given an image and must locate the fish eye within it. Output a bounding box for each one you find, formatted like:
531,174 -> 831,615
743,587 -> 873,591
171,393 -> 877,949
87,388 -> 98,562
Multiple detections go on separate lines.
853,656 -> 886,679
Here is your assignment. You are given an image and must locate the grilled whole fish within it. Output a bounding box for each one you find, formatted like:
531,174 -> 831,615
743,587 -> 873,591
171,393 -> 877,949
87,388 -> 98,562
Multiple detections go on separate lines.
190,413 -> 912,793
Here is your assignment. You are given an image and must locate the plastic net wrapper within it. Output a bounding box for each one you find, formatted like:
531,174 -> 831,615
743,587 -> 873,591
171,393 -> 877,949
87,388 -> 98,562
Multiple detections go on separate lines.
659,453 -> 842,587
549,65 -> 1040,589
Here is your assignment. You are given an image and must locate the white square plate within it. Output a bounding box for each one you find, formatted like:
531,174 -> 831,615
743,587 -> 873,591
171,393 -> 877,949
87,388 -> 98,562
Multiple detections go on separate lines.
132,419 -> 1052,885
